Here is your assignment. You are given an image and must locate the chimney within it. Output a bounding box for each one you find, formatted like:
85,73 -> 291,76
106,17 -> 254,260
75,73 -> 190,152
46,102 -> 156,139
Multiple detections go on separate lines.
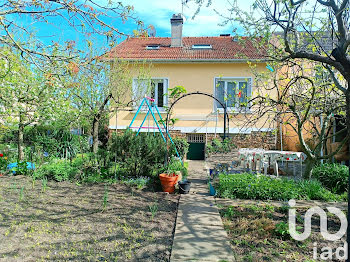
170,14 -> 183,47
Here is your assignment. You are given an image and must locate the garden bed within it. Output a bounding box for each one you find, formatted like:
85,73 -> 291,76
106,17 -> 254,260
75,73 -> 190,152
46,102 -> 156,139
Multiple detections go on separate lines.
0,175 -> 179,261
218,203 -> 346,261
214,173 -> 346,202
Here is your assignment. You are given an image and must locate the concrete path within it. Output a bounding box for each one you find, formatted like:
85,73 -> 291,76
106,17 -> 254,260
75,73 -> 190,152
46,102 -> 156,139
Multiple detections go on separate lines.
170,160 -> 235,262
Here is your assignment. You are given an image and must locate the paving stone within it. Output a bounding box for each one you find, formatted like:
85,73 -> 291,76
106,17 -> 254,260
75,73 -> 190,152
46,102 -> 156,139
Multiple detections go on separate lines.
171,160 -> 235,262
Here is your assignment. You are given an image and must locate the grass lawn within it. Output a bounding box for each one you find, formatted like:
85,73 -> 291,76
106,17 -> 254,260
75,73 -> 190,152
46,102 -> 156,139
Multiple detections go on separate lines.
0,175 -> 179,262
218,203 -> 346,262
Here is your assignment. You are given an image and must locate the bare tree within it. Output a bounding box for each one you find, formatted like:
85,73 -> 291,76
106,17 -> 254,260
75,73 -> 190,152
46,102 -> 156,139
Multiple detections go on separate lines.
240,60 -> 347,177
0,0 -> 147,69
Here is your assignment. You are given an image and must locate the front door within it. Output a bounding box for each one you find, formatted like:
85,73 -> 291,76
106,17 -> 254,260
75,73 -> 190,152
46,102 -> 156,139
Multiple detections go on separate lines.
186,134 -> 205,160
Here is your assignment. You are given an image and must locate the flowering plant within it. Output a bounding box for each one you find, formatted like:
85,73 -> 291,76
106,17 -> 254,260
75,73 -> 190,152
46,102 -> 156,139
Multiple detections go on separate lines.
0,153 -> 8,174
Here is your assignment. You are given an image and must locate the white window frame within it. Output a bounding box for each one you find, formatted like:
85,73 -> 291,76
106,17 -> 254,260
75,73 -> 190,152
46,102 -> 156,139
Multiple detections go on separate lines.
192,44 -> 212,49
132,78 -> 168,111
146,45 -> 160,50
213,77 -> 252,113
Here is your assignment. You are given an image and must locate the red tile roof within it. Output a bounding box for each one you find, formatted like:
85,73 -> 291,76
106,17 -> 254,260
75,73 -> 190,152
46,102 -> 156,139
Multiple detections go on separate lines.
104,36 -> 267,61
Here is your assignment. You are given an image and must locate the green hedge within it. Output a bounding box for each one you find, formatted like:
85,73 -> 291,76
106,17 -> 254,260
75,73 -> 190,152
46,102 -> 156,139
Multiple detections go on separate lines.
312,163 -> 348,194
216,173 -> 345,202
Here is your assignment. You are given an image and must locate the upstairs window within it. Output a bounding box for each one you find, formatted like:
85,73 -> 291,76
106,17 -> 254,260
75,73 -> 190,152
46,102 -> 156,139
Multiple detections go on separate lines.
192,44 -> 212,49
146,45 -> 160,50
133,78 -> 168,109
214,77 -> 252,111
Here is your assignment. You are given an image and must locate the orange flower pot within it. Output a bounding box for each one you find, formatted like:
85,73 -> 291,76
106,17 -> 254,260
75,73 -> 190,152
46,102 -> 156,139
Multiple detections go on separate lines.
159,173 -> 179,193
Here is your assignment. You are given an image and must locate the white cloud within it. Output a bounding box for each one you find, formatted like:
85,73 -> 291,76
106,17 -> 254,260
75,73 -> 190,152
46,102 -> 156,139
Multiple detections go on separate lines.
121,0 -> 254,37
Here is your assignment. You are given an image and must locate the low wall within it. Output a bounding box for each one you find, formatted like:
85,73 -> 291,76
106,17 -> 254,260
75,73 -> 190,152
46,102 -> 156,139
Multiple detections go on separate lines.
111,129 -> 276,150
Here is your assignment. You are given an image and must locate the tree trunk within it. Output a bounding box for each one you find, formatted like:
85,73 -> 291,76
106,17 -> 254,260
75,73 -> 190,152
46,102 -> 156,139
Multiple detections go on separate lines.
92,117 -> 99,154
346,85 -> 350,262
18,113 -> 25,161
303,157 -> 317,179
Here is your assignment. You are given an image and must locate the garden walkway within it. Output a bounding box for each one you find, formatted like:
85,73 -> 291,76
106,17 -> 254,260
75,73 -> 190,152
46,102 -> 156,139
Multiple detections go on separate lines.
170,160 -> 235,262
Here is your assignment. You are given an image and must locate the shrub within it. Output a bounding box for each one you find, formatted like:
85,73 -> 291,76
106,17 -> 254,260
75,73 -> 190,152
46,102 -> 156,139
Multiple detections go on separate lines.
165,158 -> 188,178
274,222 -> 291,239
206,138 -> 236,156
123,177 -> 150,189
108,130 -> 168,178
216,173 -> 345,202
35,159 -> 77,181
0,152 -> 8,173
312,163 -> 348,194
24,126 -> 89,159
169,138 -> 189,160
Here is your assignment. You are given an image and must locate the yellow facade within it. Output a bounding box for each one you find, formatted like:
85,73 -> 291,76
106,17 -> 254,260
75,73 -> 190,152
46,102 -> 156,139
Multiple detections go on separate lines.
109,62 -> 276,136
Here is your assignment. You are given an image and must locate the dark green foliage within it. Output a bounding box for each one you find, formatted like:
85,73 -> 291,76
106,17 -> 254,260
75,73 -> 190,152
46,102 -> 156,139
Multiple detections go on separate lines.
216,173 -> 345,202
34,153 -> 113,183
169,138 -> 189,160
2,126 -> 89,160
9,128 -> 188,184
312,163 -> 348,194
12,161 -> 31,176
274,222 -> 291,239
166,158 -> 188,178
108,130 -> 168,178
206,138 -> 236,156
25,126 -> 89,159
35,159 -> 77,181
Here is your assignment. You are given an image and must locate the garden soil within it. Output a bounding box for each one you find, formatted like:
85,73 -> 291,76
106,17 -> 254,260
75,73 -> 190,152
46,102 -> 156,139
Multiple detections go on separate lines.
0,175 -> 179,261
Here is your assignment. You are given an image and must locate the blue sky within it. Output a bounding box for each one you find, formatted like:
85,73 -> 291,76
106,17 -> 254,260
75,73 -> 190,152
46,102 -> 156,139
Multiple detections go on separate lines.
14,0 -> 255,55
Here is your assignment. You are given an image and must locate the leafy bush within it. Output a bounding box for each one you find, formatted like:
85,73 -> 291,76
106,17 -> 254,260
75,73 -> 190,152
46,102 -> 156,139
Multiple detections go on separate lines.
108,130 -> 168,178
206,138 -> 236,156
24,126 -> 89,159
0,152 -> 8,173
166,158 -> 188,178
9,161 -> 34,176
123,177 -> 150,189
274,222 -> 291,239
35,159 -> 77,181
216,173 -> 345,202
312,163 -> 348,194
169,138 -> 189,160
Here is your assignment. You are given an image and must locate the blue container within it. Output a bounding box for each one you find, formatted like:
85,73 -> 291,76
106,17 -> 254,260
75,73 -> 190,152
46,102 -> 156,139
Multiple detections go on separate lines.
7,162 -> 35,174
209,182 -> 216,196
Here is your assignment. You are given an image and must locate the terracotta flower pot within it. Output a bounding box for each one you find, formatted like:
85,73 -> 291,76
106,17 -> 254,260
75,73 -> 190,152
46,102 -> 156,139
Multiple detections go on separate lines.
159,173 -> 179,193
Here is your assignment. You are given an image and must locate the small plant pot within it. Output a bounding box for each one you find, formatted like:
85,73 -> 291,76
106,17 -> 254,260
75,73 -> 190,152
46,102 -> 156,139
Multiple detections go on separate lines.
178,180 -> 191,194
159,173 -> 179,193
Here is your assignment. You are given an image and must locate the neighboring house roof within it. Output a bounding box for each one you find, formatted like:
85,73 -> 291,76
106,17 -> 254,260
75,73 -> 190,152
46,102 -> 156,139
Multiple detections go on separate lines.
104,36 -> 267,62
273,31 -> 337,53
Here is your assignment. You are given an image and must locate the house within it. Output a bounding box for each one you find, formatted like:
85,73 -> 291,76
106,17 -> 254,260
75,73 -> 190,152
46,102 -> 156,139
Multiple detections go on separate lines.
105,14 -> 277,160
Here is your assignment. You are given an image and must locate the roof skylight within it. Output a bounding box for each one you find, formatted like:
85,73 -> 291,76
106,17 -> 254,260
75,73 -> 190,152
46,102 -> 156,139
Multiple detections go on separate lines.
146,45 -> 160,50
192,44 -> 212,49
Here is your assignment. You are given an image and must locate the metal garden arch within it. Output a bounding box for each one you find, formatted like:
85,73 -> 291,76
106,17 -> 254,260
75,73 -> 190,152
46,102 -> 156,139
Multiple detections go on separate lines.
165,91 -> 229,145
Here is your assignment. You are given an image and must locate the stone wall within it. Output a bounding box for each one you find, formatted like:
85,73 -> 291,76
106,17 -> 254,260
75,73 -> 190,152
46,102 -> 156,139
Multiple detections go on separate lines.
110,129 -> 277,150
227,131 -> 276,149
